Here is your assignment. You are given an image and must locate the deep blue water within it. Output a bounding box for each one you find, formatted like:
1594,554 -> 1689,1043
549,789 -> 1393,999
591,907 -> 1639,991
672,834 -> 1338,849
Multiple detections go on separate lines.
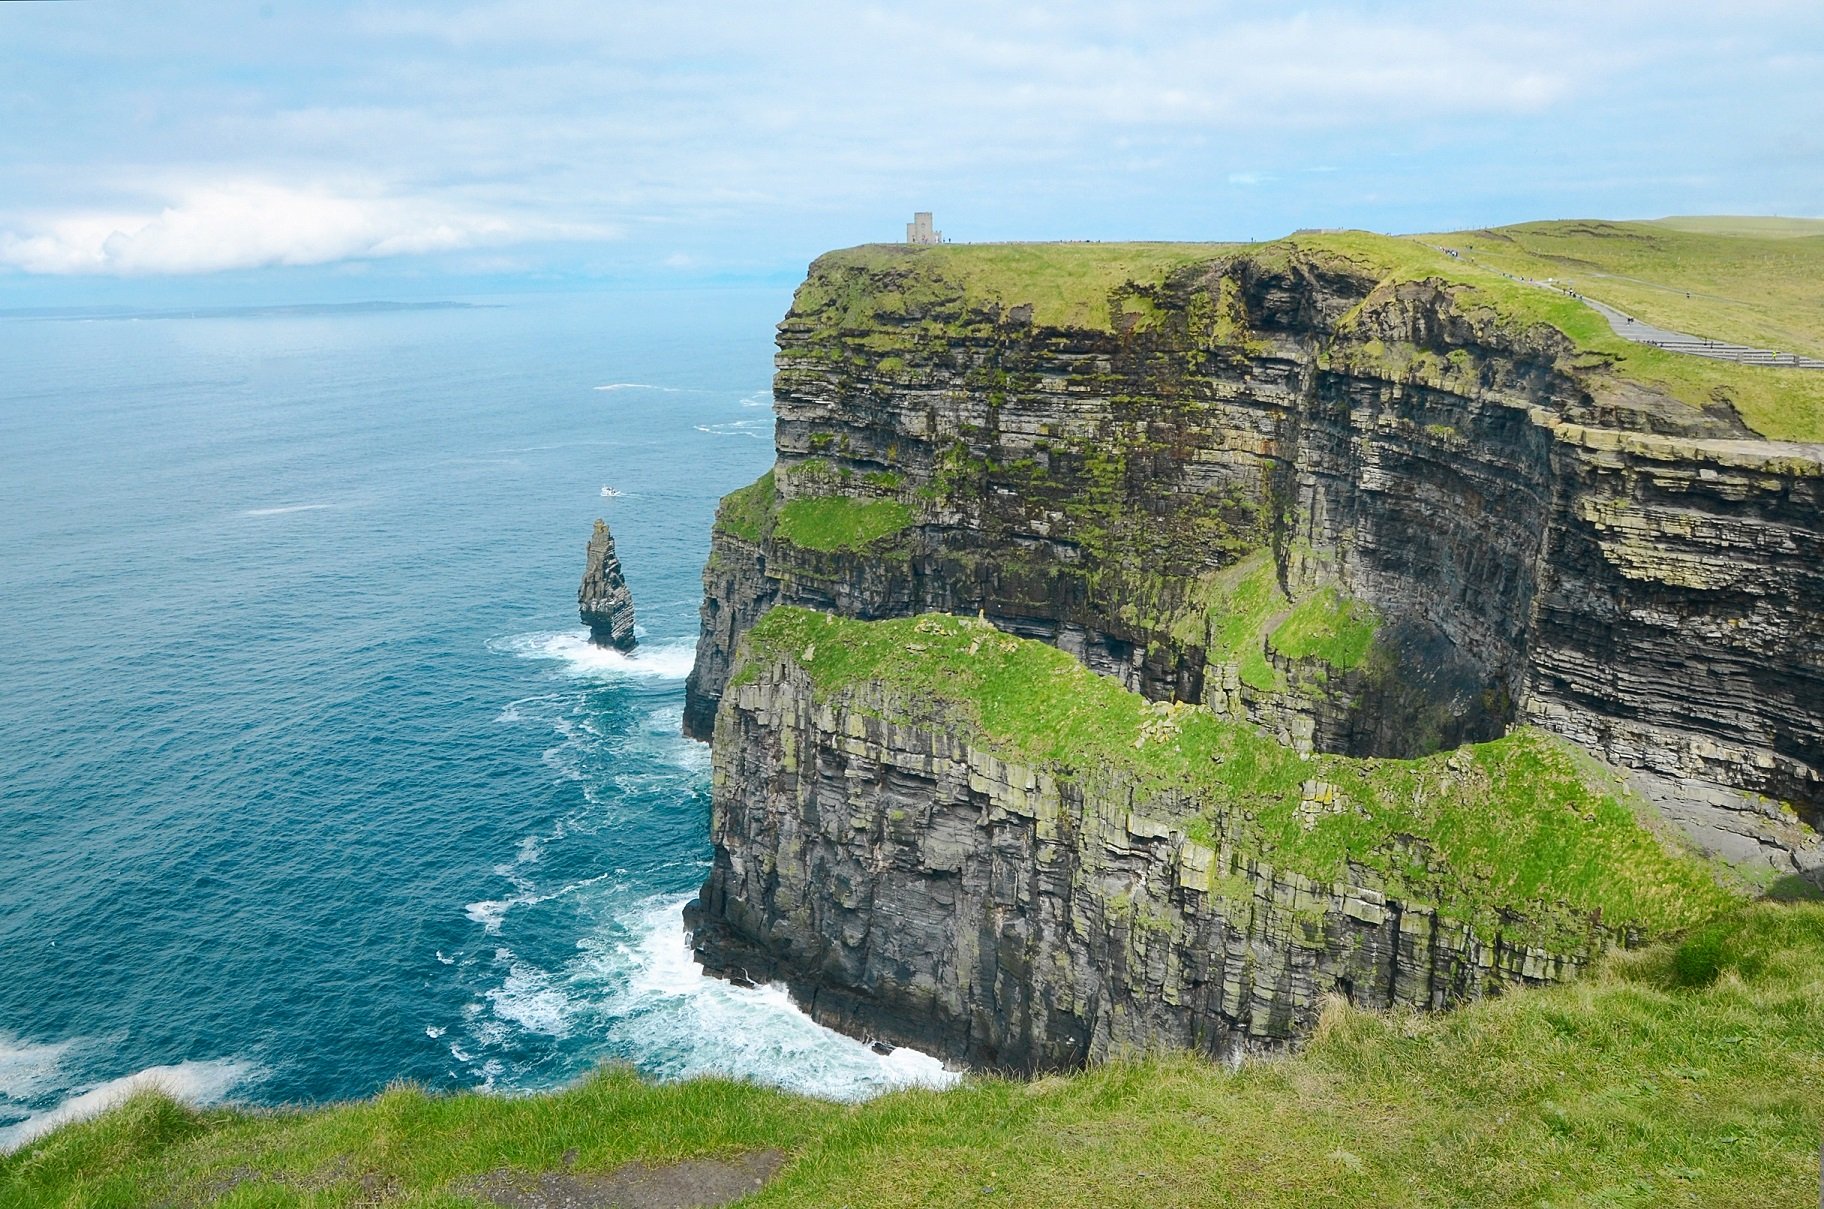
0,292 -> 947,1147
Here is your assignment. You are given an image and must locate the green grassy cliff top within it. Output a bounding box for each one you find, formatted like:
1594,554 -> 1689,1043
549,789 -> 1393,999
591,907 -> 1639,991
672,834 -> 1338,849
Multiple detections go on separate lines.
740,607 -> 1738,944
796,219 -> 1824,442
801,241 -> 1238,331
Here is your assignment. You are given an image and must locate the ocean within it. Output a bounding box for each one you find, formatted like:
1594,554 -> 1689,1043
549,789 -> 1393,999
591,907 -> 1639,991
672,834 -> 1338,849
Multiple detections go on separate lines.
0,290 -> 950,1150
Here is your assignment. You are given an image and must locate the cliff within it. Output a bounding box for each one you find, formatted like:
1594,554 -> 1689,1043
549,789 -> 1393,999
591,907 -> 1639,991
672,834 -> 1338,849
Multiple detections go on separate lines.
684,232 -> 1824,1068
685,235 -> 1823,869
688,609 -> 1733,1070
579,517 -> 636,650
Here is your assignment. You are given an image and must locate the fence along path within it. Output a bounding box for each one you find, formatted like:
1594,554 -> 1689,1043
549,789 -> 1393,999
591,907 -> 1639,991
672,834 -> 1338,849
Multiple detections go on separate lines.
1574,295 -> 1824,369
1426,243 -> 1824,370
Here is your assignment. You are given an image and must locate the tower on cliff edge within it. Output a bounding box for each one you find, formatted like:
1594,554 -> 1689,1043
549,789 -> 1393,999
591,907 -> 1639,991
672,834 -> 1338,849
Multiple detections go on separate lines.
905,212 -> 942,245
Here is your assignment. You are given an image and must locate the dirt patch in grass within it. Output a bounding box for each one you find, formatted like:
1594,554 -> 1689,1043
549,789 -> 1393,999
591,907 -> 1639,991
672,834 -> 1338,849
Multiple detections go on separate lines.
460,1148 -> 787,1209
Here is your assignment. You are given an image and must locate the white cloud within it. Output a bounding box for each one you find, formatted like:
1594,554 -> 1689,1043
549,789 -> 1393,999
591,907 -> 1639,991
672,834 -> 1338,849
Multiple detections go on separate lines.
0,181 -> 613,276
0,1 -> 1818,279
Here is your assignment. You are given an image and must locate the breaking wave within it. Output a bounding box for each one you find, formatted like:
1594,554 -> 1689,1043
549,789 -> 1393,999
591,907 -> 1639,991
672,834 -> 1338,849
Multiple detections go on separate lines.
0,1050 -> 257,1153
460,896 -> 956,1101
487,631 -> 697,681
242,502 -> 335,517
694,418 -> 769,439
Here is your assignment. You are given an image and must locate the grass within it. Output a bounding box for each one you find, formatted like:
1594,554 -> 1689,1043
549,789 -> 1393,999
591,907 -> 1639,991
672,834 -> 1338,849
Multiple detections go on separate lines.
1197,551 -> 1288,691
1289,228 -> 1824,443
1190,553 -> 1377,685
743,608 -> 1735,944
1268,587 -> 1377,670
774,494 -> 915,551
1436,218 -> 1824,362
794,222 -> 1824,442
1417,219 -> 1824,441
10,900 -> 1821,1207
1202,551 -> 1286,660
797,241 -> 1237,332
716,469 -> 776,542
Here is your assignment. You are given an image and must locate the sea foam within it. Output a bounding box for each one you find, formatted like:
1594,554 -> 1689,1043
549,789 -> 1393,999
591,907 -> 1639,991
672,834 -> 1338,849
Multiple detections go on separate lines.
0,1035 -> 78,1104
454,894 -> 956,1102
489,631 -> 698,681
0,1058 -> 256,1153
693,418 -> 769,439
241,502 -> 335,517
596,897 -> 959,1100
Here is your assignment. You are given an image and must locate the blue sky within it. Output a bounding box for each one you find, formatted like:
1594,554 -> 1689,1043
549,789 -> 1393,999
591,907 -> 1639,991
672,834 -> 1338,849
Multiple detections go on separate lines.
2,0 -> 1819,304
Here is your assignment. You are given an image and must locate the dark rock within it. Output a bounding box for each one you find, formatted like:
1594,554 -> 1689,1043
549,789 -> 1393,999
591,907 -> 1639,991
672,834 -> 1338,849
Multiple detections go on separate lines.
579,518 -> 636,651
683,242 -> 1824,1071
691,663 -> 1589,1073
685,246 -> 1823,864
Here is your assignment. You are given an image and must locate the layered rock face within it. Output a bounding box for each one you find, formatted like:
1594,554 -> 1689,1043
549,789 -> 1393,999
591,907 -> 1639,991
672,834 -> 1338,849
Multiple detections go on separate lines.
690,659 -> 1587,1072
684,238 -> 1823,1071
579,518 -> 636,650
685,244 -> 1824,868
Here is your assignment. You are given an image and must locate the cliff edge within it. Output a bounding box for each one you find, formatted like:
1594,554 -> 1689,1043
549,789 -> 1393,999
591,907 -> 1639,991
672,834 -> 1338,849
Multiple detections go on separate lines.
684,226 -> 1824,1068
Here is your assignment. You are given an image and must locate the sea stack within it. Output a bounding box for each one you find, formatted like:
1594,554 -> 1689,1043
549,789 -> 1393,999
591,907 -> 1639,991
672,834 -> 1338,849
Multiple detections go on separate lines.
578,518 -> 636,650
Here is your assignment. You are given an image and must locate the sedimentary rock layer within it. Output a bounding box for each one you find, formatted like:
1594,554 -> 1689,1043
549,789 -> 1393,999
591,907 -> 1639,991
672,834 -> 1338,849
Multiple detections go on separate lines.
685,242 -> 1824,869
689,658 -> 1590,1072
579,517 -> 637,651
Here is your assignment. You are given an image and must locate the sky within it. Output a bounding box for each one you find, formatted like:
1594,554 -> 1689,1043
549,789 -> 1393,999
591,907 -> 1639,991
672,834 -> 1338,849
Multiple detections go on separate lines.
2,0 -> 1820,305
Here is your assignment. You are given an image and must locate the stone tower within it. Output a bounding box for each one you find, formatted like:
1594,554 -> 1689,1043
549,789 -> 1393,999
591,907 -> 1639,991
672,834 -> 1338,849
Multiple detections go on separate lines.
905,212 -> 942,245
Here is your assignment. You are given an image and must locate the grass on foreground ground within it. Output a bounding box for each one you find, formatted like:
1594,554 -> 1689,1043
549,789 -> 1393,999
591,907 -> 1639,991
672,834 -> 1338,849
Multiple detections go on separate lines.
8,901 -> 1820,1208
742,608 -> 1735,946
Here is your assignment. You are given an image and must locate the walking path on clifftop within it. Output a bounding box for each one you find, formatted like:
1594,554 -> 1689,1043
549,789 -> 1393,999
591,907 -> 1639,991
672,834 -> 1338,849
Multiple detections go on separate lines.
1426,243 -> 1824,370
1575,294 -> 1824,368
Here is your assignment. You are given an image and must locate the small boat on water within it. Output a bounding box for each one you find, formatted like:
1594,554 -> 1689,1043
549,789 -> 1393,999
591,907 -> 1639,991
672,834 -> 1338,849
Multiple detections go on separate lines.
600,485 -> 623,498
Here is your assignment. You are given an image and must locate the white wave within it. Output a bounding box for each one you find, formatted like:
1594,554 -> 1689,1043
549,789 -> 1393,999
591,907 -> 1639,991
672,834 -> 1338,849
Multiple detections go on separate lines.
435,951 -> 456,966
0,1058 -> 256,1153
0,1035 -> 77,1103
242,502 -> 334,517
673,746 -> 711,774
593,382 -> 681,393
488,631 -> 697,681
471,1019 -> 511,1048
464,868 -> 618,936
487,961 -> 575,1038
738,391 -> 775,408
597,897 -> 958,1101
694,419 -> 769,439
465,899 -> 512,934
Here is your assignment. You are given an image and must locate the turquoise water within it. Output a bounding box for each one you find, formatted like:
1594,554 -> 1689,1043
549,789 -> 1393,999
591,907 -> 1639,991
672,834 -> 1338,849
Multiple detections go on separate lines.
0,292 -> 948,1148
